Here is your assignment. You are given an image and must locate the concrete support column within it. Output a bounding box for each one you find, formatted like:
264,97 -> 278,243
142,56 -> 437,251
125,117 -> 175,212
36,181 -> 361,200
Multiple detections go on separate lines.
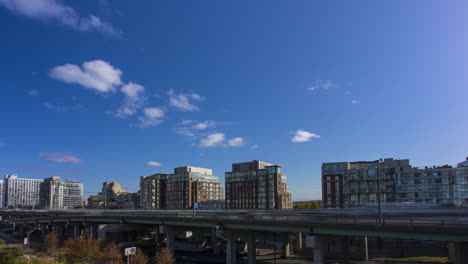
226,233 -> 236,264
41,225 -> 47,238
247,231 -> 256,264
211,228 -> 220,256
73,225 -> 80,239
90,224 -> 98,240
360,236 -> 369,261
281,233 -> 291,258
297,233 -> 303,251
341,236 -> 350,262
164,226 -> 174,250
312,236 -> 325,264
449,242 -> 468,264
56,225 -> 63,241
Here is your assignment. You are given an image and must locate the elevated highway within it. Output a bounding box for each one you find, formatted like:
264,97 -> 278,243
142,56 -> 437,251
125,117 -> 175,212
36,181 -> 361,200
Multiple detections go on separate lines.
2,208 -> 468,263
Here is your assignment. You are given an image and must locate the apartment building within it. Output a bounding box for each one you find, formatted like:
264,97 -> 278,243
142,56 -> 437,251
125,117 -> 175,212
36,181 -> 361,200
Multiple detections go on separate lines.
140,173 -> 169,209
140,166 -> 223,209
225,160 -> 293,210
322,157 -> 468,208
39,176 -> 83,209
3,174 -> 42,208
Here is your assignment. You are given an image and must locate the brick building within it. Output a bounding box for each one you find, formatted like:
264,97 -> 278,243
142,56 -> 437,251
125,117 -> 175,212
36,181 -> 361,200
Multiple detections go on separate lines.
225,160 -> 292,210
140,166 -> 223,209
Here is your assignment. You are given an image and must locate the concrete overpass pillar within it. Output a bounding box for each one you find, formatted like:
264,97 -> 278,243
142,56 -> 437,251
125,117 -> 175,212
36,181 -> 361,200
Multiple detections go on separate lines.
312,236 -> 325,264
90,224 -> 98,240
56,224 -> 63,241
163,226 -> 174,250
73,225 -> 80,239
226,233 -> 237,264
281,233 -> 291,258
360,236 -> 369,261
297,232 -> 303,251
341,236 -> 350,262
247,231 -> 256,264
211,228 -> 221,256
41,225 -> 47,238
449,242 -> 468,264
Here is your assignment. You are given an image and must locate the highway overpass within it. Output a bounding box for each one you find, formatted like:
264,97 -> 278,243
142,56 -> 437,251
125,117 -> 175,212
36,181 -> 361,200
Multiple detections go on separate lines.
1,208 -> 468,263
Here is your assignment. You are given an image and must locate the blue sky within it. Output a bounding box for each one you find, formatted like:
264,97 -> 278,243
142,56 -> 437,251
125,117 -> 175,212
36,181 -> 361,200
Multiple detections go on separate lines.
0,0 -> 467,200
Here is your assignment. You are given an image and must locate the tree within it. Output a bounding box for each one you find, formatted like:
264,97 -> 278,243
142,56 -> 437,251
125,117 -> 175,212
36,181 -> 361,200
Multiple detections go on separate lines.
101,242 -> 123,264
129,248 -> 149,264
43,231 -> 58,255
153,248 -> 175,264
63,236 -> 102,264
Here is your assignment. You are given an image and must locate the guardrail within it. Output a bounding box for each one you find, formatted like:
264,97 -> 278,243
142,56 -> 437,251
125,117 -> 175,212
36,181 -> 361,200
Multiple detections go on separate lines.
2,209 -> 468,232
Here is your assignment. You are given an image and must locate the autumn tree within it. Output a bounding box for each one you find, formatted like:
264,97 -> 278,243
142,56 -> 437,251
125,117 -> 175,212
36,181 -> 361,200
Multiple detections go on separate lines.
101,242 -> 123,264
128,248 -> 149,264
43,231 -> 58,255
153,248 -> 175,264
63,236 -> 102,264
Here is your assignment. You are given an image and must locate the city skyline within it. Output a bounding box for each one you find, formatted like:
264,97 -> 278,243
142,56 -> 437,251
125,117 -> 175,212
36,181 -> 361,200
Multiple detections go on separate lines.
1,1 -> 468,201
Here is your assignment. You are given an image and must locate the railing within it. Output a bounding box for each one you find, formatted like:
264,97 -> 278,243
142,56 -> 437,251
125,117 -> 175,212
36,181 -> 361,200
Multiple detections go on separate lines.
2,209 -> 468,232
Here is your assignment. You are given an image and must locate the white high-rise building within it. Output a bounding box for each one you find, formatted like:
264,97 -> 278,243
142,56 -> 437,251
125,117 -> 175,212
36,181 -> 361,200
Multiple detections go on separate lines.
39,176 -> 83,209
3,174 -> 43,208
0,180 -> 4,208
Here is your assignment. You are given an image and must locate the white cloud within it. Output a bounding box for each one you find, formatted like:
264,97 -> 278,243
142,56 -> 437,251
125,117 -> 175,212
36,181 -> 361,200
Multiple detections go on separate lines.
250,145 -> 259,149
200,133 -> 225,148
175,120 -> 217,137
50,60 -> 122,93
308,80 -> 335,92
138,107 -> 165,128
146,161 -> 161,167
40,152 -> 82,163
200,133 -> 244,148
0,0 -> 118,35
115,82 -> 147,118
29,89 -> 40,96
352,100 -> 360,104
292,129 -> 320,143
168,89 -> 203,111
228,137 -> 244,147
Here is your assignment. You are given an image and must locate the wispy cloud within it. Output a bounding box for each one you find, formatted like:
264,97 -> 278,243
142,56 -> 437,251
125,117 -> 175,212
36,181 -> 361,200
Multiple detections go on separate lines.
138,107 -> 165,128
308,80 -> 335,92
175,120 -> 217,137
352,99 -> 360,104
43,101 -> 82,112
292,129 -> 320,143
168,89 -> 203,111
0,142 -> 7,147
146,161 -> 161,167
3,163 -> 87,175
0,0 -> 118,35
40,152 -> 82,164
115,82 -> 147,118
29,89 -> 40,96
250,145 -> 259,149
50,60 -> 122,93
199,133 -> 244,148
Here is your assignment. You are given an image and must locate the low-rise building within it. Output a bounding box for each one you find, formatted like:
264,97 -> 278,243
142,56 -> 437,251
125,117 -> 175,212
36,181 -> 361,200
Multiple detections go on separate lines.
322,157 -> 468,208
